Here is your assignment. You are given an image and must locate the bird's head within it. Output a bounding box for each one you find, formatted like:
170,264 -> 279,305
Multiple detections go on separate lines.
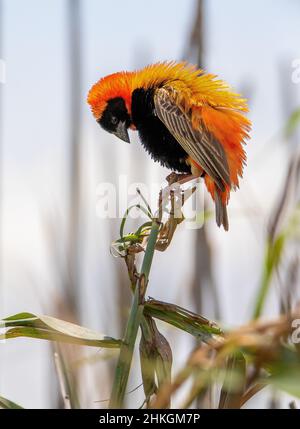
87,71 -> 133,143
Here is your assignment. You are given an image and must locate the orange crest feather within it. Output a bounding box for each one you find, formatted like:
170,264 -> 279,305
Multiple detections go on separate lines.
87,71 -> 133,120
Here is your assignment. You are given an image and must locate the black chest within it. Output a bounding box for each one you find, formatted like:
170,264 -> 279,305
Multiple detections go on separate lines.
131,88 -> 190,173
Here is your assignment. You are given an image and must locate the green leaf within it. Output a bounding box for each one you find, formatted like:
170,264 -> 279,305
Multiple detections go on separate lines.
136,188 -> 153,218
271,372 -> 300,398
120,204 -> 152,239
0,395 -> 23,409
144,299 -> 222,341
3,312 -> 36,322
269,348 -> 300,398
0,313 -> 121,348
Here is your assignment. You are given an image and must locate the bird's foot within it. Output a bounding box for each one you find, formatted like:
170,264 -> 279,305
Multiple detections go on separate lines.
154,173 -> 198,251
166,172 -> 189,186
166,172 -> 197,186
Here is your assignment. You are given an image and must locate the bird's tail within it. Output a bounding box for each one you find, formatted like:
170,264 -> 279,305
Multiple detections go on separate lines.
204,174 -> 230,231
215,191 -> 229,231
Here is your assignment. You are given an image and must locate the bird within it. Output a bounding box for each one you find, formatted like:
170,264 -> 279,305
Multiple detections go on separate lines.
87,61 -> 251,230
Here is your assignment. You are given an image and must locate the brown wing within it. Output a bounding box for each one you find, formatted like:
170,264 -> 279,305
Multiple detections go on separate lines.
154,87 -> 230,191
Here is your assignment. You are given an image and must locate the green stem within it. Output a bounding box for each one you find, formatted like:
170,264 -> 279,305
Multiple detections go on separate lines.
252,261 -> 272,320
252,235 -> 285,320
109,220 -> 159,408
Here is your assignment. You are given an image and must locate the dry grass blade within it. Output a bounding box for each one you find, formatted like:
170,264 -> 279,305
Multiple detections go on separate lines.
218,353 -> 246,409
140,315 -> 173,408
53,350 -> 72,409
240,381 -> 268,406
152,307 -> 300,408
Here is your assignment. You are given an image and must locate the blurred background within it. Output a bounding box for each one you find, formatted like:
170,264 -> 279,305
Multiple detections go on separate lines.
0,0 -> 300,408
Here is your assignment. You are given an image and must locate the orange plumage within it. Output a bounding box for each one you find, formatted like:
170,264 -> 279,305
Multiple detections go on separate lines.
88,61 -> 251,230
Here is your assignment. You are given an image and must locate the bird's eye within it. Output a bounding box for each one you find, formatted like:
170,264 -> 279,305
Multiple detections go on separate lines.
111,116 -> 118,125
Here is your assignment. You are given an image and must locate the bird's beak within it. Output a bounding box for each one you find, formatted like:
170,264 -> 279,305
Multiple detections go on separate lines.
114,121 -> 130,143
